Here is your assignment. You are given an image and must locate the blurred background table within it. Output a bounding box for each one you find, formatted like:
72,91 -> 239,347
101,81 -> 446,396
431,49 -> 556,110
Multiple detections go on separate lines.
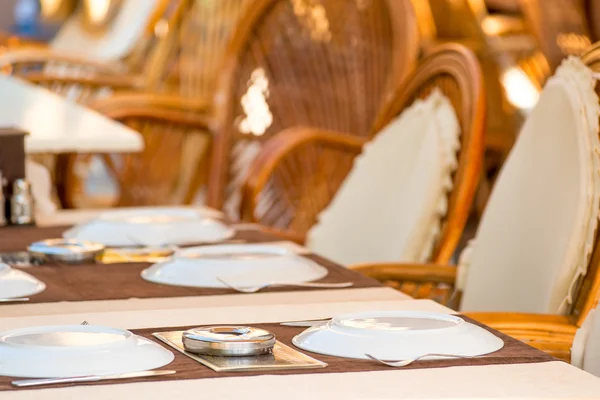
0,75 -> 143,154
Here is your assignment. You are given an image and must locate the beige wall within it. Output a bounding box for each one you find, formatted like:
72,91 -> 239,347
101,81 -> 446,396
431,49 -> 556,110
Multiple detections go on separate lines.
0,0 -> 20,30
0,0 -> 59,41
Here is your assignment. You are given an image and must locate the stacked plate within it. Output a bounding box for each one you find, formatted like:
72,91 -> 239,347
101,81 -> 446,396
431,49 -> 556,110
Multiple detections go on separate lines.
293,311 -> 504,360
0,325 -> 174,378
142,244 -> 327,289
0,263 -> 45,299
63,207 -> 234,247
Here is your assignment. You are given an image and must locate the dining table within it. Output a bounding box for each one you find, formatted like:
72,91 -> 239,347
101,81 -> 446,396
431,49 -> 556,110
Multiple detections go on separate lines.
0,75 -> 143,154
0,74 -> 144,212
0,210 -> 410,318
1,298 -> 600,399
1,209 -> 600,398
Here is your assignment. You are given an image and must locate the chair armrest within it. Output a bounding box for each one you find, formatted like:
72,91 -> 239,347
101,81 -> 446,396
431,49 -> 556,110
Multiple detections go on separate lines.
241,126 -> 366,231
465,312 -> 576,334
0,49 -> 136,103
350,263 -> 458,306
0,48 -> 125,74
89,93 -> 212,128
350,263 -> 457,284
56,94 -> 213,208
464,312 -> 576,361
26,73 -> 144,92
255,225 -> 306,245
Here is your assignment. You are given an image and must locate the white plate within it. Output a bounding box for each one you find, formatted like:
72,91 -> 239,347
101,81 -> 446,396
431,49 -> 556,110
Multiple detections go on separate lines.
0,325 -> 174,378
141,244 -> 328,288
63,207 -> 234,247
0,263 -> 45,299
292,311 -> 504,360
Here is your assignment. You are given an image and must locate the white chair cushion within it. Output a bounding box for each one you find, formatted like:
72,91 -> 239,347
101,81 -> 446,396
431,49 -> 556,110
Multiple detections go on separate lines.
455,239 -> 475,291
460,57 -> 600,314
583,309 -> 600,377
573,308 -> 600,377
306,90 -> 460,266
50,0 -> 159,61
572,308 -> 596,370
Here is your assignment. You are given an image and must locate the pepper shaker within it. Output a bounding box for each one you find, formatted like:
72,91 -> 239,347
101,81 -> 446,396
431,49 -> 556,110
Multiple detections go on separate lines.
10,179 -> 34,225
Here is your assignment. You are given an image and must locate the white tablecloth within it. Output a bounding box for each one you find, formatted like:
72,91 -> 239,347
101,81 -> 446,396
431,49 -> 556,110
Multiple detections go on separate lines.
5,210 -> 600,398
1,299 -> 600,399
0,76 -> 143,154
1,213 -> 412,317
0,287 -> 409,318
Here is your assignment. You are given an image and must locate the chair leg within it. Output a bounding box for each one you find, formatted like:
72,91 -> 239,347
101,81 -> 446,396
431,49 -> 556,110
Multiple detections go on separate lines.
184,136 -> 212,205
54,153 -> 75,209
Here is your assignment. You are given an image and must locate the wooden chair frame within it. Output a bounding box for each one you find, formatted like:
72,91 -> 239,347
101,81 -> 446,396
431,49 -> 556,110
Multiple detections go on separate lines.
0,0 -> 184,101
206,0 -> 419,211
484,0 -> 521,13
584,0 -> 600,42
55,94 -> 212,208
519,0 -> 592,71
241,44 -> 485,265
351,42 -> 600,362
56,0 -> 420,209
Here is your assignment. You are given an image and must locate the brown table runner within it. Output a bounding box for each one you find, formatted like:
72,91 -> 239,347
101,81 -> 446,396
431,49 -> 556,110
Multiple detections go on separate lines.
0,317 -> 557,391
0,225 -> 380,303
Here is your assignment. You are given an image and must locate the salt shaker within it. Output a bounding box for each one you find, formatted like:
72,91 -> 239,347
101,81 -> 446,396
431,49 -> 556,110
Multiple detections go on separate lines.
0,170 -> 6,227
10,179 -> 34,225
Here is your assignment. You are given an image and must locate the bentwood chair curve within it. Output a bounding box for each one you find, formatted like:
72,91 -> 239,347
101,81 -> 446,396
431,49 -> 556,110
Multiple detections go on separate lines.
55,0 -> 420,211
206,0 -> 420,216
241,43 -> 485,266
351,43 -> 600,362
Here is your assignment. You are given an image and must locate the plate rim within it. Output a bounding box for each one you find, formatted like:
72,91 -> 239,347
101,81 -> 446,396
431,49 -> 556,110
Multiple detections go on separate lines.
0,268 -> 46,299
0,324 -> 134,349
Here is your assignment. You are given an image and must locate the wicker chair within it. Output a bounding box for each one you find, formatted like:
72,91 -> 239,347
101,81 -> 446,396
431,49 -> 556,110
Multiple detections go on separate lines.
56,0 -> 254,208
1,1 -> 186,209
0,0 -> 181,104
3,0 -> 165,60
350,44 -> 600,362
422,0 -> 536,216
0,0 -> 77,49
58,0 -> 419,211
572,306 -> 600,376
241,44 -> 484,266
583,0 -> 600,42
519,0 -> 592,71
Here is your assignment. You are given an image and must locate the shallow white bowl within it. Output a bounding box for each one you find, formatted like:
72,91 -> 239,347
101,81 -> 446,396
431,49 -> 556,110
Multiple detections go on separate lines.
293,311 -> 504,360
141,244 -> 328,288
0,325 -> 174,378
63,206 -> 234,246
0,263 -> 45,299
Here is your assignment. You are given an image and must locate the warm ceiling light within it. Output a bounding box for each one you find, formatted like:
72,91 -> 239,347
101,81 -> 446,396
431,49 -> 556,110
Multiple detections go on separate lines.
40,0 -> 77,21
153,19 -> 169,37
84,0 -> 112,25
482,17 -> 504,36
501,67 -> 540,112
40,0 -> 61,17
